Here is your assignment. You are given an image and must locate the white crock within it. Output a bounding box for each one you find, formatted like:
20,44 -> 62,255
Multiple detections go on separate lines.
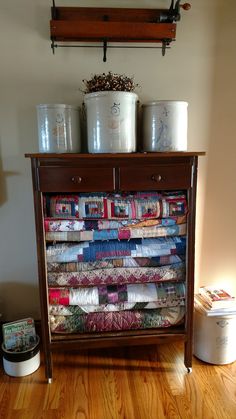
84,91 -> 138,153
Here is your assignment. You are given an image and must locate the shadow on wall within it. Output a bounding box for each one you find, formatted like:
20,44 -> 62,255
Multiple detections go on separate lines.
1,3 -> 50,41
0,282 -> 40,322
0,137 -> 20,206
17,103 -> 38,154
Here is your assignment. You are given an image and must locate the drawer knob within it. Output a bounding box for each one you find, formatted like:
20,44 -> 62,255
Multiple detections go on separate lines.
71,176 -> 82,183
151,174 -> 162,182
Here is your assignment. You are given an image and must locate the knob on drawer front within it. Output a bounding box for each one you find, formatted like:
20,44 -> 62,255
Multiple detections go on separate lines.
71,176 -> 82,184
151,174 -> 163,182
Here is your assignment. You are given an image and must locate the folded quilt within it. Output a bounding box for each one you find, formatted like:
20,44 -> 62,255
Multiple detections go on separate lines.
47,255 -> 184,273
45,192 -> 187,220
126,223 -> 186,239
50,306 -> 185,333
48,281 -> 185,306
44,216 -> 187,232
47,263 -> 185,287
45,195 -> 80,219
49,297 -> 185,315
46,237 -> 186,263
45,223 -> 187,242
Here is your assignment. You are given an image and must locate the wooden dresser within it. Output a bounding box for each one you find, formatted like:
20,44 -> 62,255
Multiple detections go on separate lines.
26,152 -> 205,382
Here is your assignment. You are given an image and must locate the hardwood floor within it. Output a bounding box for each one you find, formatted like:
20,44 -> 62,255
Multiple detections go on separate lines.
0,341 -> 236,419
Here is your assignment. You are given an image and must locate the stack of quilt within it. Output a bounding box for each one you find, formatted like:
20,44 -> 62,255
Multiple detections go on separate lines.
44,191 -> 187,334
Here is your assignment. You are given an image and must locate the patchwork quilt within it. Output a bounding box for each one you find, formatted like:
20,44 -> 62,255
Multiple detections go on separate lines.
47,263 -> 185,287
44,216 -> 187,232
47,255 -> 184,273
45,223 -> 186,242
50,306 -> 185,333
46,237 -> 186,263
49,299 -> 185,315
48,281 -> 185,306
44,192 -> 187,220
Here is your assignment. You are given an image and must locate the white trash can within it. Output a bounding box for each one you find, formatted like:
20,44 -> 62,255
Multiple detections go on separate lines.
193,310 -> 236,365
142,100 -> 188,152
2,335 -> 40,377
37,104 -> 81,153
84,91 -> 138,153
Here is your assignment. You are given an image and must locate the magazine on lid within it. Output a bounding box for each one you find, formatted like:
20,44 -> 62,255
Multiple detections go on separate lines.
199,286 -> 235,309
2,317 -> 37,352
194,293 -> 236,316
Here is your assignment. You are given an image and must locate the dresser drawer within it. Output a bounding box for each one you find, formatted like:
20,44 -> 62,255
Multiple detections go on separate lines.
119,164 -> 192,190
38,167 -> 115,192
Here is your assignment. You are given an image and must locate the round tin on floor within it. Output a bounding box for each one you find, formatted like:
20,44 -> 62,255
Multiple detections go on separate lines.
2,335 -> 40,377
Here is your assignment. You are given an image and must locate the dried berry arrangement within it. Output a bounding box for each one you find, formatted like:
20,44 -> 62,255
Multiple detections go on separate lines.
82,72 -> 138,93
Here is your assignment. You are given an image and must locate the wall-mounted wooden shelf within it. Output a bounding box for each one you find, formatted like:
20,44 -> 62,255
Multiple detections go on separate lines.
50,2 -> 190,61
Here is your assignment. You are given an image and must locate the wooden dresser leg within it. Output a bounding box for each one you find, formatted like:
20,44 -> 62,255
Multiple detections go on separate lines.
184,340 -> 193,371
44,348 -> 53,383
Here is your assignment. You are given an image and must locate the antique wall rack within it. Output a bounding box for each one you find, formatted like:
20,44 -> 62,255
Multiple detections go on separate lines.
50,1 -> 191,61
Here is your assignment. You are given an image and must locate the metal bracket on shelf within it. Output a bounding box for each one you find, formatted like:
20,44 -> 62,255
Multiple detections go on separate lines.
50,42 -> 171,60
51,37 -> 56,54
103,38 -> 108,62
162,39 -> 171,56
51,0 -> 57,20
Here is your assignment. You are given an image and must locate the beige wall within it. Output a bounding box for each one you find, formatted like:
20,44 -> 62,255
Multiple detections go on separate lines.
0,0 -> 235,321
198,1 -> 236,294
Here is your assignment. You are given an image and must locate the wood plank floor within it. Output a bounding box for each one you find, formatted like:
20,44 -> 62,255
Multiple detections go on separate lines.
0,341 -> 236,419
